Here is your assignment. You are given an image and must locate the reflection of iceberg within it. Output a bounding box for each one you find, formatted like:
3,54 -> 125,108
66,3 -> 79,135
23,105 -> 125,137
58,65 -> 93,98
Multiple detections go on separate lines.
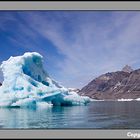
0,52 -> 90,108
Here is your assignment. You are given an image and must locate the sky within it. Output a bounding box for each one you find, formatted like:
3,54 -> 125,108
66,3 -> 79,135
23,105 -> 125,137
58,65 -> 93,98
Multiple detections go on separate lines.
0,11 -> 140,88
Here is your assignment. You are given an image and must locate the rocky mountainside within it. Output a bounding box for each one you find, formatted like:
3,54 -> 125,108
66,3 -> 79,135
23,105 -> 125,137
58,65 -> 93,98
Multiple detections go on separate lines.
79,65 -> 140,100
122,65 -> 133,73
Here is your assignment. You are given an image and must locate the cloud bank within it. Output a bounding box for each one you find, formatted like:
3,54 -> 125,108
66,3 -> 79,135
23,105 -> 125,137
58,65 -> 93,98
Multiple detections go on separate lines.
0,11 -> 140,88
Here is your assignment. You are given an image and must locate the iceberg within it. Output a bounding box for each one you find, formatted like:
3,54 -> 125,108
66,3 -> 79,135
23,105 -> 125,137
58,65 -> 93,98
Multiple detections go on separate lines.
0,52 -> 90,108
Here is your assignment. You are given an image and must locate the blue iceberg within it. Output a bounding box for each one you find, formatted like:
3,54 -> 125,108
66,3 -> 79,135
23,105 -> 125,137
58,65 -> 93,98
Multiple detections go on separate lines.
0,52 -> 90,108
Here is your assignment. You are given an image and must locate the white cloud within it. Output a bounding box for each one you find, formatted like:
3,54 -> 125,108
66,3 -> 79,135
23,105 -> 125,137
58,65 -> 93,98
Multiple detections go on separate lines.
1,11 -> 140,88
16,11 -> 140,88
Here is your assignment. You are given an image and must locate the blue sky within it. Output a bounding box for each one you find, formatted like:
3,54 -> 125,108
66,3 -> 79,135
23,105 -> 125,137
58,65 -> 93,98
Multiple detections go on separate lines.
0,11 -> 140,88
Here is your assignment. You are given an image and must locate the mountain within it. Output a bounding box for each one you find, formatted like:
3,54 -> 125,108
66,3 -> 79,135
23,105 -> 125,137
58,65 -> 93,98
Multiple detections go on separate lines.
122,65 -> 133,73
0,83 -> 1,86
68,88 -> 80,93
79,66 -> 140,100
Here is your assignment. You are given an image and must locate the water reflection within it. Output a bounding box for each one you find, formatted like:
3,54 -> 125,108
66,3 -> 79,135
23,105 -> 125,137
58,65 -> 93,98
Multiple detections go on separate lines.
0,105 -> 89,128
87,101 -> 140,129
0,101 -> 140,129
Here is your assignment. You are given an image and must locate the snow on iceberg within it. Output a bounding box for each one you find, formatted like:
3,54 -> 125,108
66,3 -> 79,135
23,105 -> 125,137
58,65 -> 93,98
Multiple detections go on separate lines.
0,52 -> 90,108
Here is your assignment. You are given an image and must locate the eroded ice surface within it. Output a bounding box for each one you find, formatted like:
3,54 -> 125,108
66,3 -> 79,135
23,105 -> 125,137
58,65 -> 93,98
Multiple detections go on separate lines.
0,52 -> 90,108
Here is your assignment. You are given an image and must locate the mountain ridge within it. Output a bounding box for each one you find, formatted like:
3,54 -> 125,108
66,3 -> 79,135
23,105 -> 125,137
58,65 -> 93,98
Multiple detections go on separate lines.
79,65 -> 140,100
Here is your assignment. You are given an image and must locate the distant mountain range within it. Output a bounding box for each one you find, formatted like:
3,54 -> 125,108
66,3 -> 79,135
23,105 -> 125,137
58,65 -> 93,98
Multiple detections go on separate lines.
79,65 -> 140,100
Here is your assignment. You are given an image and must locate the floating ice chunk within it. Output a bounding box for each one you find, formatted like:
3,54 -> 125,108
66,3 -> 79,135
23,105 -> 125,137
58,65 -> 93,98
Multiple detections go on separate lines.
117,98 -> 133,101
0,52 -> 90,107
135,98 -> 140,101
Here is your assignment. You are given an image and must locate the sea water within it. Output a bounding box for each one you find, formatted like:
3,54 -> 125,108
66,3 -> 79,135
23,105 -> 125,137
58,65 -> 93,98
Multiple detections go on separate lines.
0,101 -> 140,129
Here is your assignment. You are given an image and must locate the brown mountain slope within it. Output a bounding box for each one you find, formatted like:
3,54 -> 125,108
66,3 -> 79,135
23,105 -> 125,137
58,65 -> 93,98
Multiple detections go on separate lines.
79,66 -> 140,100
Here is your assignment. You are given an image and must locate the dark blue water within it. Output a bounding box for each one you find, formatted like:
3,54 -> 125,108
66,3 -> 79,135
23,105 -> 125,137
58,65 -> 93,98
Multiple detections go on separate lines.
0,101 -> 140,129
